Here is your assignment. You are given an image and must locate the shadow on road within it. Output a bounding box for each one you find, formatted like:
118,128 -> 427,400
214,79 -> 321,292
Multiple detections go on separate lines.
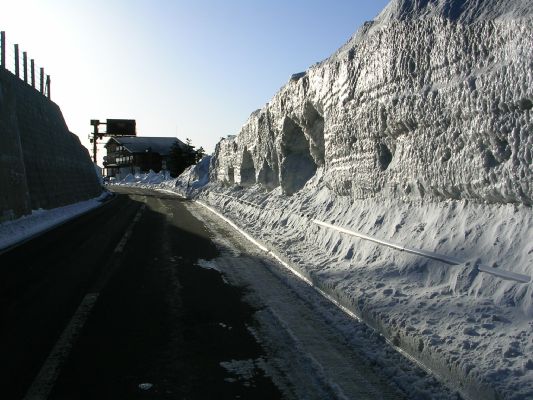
49,191 -> 283,399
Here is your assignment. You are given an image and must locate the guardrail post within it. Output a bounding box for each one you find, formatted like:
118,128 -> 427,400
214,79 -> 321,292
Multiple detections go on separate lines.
1,31 -> 5,69
23,51 -> 27,83
40,67 -> 44,93
14,44 -> 19,77
30,59 -> 35,87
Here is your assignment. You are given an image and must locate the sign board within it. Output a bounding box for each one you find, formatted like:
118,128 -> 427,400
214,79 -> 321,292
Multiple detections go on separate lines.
106,119 -> 136,136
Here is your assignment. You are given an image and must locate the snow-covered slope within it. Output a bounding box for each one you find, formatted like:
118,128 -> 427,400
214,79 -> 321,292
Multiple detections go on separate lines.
199,183 -> 532,400
182,1 -> 533,398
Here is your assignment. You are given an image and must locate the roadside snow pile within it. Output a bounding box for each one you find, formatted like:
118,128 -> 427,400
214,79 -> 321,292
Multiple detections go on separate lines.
171,156 -> 212,193
130,164 -> 533,398
198,181 -> 532,400
0,192 -> 109,252
116,170 -> 170,186
151,155 -> 213,195
376,0 -> 533,23
114,157 -> 212,194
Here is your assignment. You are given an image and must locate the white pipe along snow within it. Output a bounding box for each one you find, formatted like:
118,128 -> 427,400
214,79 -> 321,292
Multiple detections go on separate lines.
217,193 -> 531,284
311,219 -> 531,284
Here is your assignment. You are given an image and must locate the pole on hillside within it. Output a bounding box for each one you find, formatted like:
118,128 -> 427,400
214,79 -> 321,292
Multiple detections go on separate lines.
0,31 -> 5,69
46,75 -> 50,99
30,59 -> 35,88
23,52 -> 27,83
40,67 -> 44,93
14,44 -> 19,77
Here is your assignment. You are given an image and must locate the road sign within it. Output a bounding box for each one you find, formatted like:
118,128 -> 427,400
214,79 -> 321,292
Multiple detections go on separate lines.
106,119 -> 136,136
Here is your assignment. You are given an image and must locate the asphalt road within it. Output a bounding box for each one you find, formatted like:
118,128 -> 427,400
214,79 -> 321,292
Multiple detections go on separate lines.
1,186 -> 416,400
0,188 -> 281,399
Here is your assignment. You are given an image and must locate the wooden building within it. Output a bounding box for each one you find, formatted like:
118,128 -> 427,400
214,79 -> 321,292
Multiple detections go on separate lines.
103,136 -> 185,179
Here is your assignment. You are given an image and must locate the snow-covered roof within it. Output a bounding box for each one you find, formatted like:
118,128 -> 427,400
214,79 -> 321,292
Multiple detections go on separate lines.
105,136 -> 185,156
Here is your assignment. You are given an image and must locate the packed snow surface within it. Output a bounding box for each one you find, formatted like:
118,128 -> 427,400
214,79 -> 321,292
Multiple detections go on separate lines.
0,192 -> 109,252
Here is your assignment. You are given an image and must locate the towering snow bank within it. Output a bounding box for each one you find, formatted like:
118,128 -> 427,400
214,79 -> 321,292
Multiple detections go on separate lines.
203,1 -> 533,398
212,0 -> 533,205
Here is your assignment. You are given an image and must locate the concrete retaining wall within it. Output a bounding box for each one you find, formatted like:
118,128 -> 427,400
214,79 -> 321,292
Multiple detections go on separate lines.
0,69 -> 101,221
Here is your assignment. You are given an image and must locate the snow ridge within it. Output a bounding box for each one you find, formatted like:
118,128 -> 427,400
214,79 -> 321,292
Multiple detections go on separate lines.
376,0 -> 533,23
212,0 -> 533,206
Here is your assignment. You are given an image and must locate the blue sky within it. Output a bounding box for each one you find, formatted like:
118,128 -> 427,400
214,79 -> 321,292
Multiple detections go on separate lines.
1,0 -> 390,163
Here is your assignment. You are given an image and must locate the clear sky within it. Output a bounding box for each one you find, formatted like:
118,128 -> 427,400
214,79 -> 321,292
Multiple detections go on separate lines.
1,0 -> 390,165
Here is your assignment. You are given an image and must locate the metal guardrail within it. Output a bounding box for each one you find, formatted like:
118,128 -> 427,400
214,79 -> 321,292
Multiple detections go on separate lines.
0,30 -> 51,99
215,193 -> 531,284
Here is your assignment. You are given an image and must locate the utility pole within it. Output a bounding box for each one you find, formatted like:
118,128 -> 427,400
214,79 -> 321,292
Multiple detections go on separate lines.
14,44 -> 19,77
40,67 -> 44,94
30,59 -> 35,88
23,51 -> 27,83
0,31 -> 5,69
90,120 -> 101,164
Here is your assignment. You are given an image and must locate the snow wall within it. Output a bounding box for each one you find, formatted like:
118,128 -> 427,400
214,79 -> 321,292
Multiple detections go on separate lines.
203,1 -> 533,399
0,68 -> 101,221
211,0 -> 532,205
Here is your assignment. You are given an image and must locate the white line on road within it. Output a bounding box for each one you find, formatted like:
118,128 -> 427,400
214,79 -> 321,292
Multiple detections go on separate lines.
24,204 -> 146,400
23,293 -> 99,400
114,204 -> 145,253
196,201 -> 361,322
195,201 -> 269,252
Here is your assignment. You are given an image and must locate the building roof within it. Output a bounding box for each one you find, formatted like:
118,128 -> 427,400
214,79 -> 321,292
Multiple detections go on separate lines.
105,136 -> 186,156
